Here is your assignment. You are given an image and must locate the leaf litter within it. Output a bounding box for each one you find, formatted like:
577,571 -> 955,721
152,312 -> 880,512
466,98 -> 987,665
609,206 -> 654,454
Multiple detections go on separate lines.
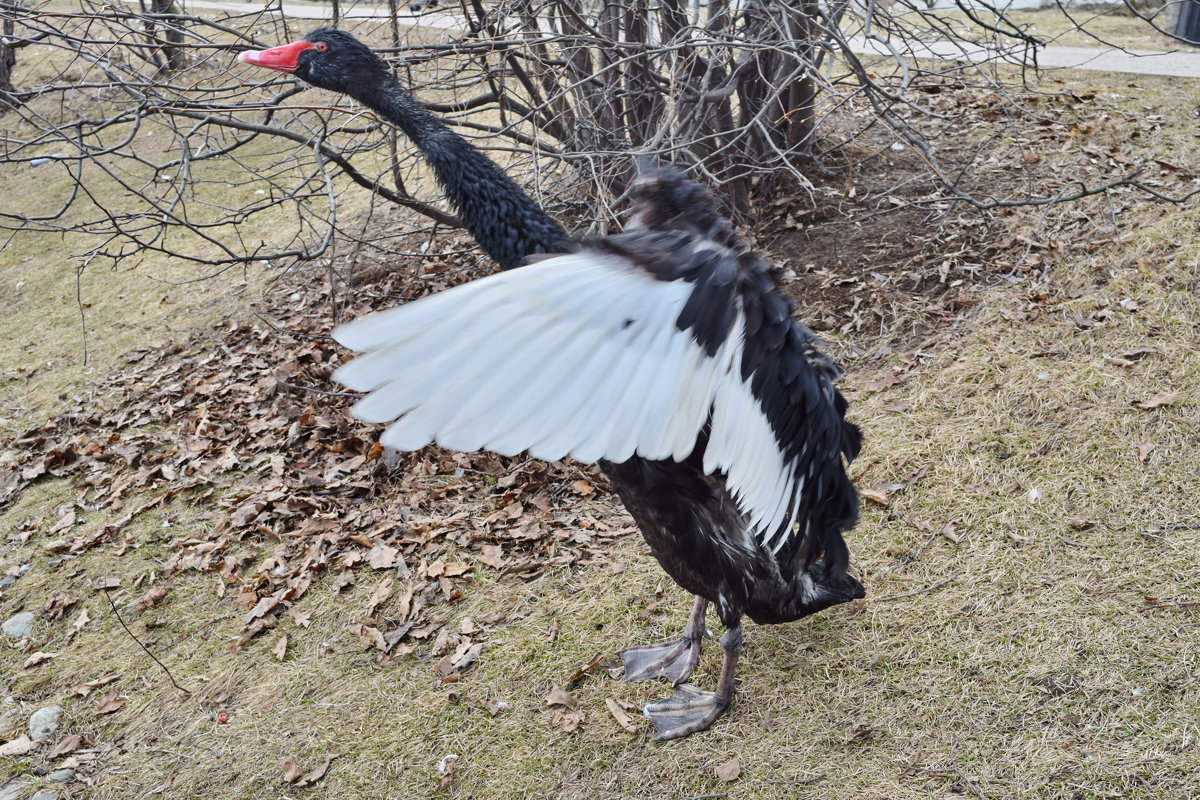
0,268 -> 635,666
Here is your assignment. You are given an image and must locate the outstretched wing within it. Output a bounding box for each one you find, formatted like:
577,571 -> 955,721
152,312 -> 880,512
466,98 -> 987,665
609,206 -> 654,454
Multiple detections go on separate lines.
333,245 -> 853,556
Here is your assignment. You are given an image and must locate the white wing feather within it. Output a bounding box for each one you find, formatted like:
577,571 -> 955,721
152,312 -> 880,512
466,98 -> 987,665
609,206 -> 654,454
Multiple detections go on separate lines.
332,251 -> 805,553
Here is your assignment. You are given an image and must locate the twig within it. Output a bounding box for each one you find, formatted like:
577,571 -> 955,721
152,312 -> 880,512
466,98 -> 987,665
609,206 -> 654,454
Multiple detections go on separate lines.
102,587 -> 191,695
284,381 -> 358,399
874,576 -> 956,603
899,529 -> 942,567
1139,600 -> 1199,613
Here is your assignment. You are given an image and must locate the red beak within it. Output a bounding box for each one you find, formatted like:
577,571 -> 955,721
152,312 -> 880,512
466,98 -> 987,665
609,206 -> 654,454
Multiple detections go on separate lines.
238,40 -> 315,73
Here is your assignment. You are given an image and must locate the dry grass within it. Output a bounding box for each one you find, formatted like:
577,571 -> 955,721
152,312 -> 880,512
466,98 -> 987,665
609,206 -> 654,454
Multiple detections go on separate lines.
2,63 -> 1200,800
896,6 -> 1184,51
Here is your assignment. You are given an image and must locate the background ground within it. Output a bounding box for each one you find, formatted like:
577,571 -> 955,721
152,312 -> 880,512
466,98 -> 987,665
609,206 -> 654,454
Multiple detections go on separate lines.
1,9 -> 1198,800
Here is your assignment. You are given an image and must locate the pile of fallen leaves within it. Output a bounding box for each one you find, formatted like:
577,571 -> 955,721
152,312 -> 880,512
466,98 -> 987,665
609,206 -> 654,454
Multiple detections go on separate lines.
0,262 -> 634,666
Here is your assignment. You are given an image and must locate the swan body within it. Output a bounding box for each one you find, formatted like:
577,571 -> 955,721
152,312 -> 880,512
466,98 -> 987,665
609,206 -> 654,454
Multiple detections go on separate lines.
241,30 -> 864,739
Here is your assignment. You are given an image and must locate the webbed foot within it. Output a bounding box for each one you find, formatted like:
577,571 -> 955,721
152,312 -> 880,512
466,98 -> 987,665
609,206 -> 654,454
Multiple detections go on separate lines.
619,636 -> 702,684
618,595 -> 709,684
643,683 -> 730,740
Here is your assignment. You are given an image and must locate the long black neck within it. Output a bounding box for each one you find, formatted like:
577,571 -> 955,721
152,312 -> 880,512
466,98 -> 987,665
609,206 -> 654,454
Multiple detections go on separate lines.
354,81 -> 567,271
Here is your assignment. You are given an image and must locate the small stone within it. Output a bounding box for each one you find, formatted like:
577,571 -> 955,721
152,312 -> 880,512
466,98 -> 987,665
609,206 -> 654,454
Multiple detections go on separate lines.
1,612 -> 35,638
47,768 -> 75,783
0,778 -> 31,800
29,789 -> 60,800
28,706 -> 63,741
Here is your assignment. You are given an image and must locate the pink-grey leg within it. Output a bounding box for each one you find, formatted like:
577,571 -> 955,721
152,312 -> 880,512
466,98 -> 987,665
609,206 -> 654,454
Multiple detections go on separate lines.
618,596 -> 709,685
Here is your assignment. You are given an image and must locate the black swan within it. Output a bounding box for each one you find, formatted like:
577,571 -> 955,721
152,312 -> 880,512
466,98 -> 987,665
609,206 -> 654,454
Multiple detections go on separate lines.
240,29 -> 864,739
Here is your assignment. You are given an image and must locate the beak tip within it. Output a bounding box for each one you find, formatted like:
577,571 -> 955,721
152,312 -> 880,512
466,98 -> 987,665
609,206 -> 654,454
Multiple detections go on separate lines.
238,50 -> 258,65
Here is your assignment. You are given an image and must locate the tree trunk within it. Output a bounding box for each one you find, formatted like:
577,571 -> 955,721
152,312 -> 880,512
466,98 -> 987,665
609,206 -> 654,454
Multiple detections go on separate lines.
149,0 -> 183,72
0,12 -> 20,110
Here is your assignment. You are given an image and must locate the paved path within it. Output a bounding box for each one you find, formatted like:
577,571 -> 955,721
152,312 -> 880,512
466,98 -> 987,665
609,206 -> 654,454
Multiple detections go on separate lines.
179,0 -> 461,24
847,35 -> 1200,79
184,0 -> 1200,79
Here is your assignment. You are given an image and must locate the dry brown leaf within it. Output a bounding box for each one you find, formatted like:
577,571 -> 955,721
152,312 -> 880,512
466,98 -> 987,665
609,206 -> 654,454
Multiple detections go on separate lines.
23,651 -> 57,669
394,583 -> 414,622
141,586 -> 170,607
46,733 -> 89,759
434,654 -> 457,678
604,698 -> 638,733
284,576 -> 313,606
383,622 -> 415,653
244,595 -> 281,624
431,627 -> 459,656
70,673 -> 120,697
475,544 -> 505,569
71,607 -> 92,635
366,577 -> 394,615
272,634 -> 289,661
450,642 -> 483,671
551,708 -> 584,733
95,690 -> 126,715
288,608 -> 312,627
91,576 -> 121,591
571,480 -> 595,497
0,735 -> 39,757
860,487 -> 890,506
352,623 -> 388,651
282,757 -> 304,783
57,750 -> 98,773
544,687 -> 579,708
234,616 -> 277,650
865,374 -> 904,393
565,653 -> 604,689
847,716 -> 876,742
230,499 -> 266,527
443,561 -> 471,577
1132,391 -> 1184,410
715,757 -> 741,781
482,699 -> 511,716
296,754 -> 337,787
367,542 -> 400,569
48,509 -> 76,535
234,586 -> 258,611
42,591 -> 77,620
1137,441 -> 1156,463
331,571 -> 355,593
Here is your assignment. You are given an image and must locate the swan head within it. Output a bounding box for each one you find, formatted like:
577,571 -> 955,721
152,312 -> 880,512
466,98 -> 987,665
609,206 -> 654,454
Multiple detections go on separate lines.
239,28 -> 389,95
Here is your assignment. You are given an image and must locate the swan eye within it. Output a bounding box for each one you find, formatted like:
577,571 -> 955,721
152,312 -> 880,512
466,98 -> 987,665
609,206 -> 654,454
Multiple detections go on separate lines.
314,42 -> 328,52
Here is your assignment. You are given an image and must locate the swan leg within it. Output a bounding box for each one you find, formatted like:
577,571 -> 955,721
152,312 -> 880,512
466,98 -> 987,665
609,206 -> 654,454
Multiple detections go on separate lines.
643,624 -> 741,740
619,596 -> 708,684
